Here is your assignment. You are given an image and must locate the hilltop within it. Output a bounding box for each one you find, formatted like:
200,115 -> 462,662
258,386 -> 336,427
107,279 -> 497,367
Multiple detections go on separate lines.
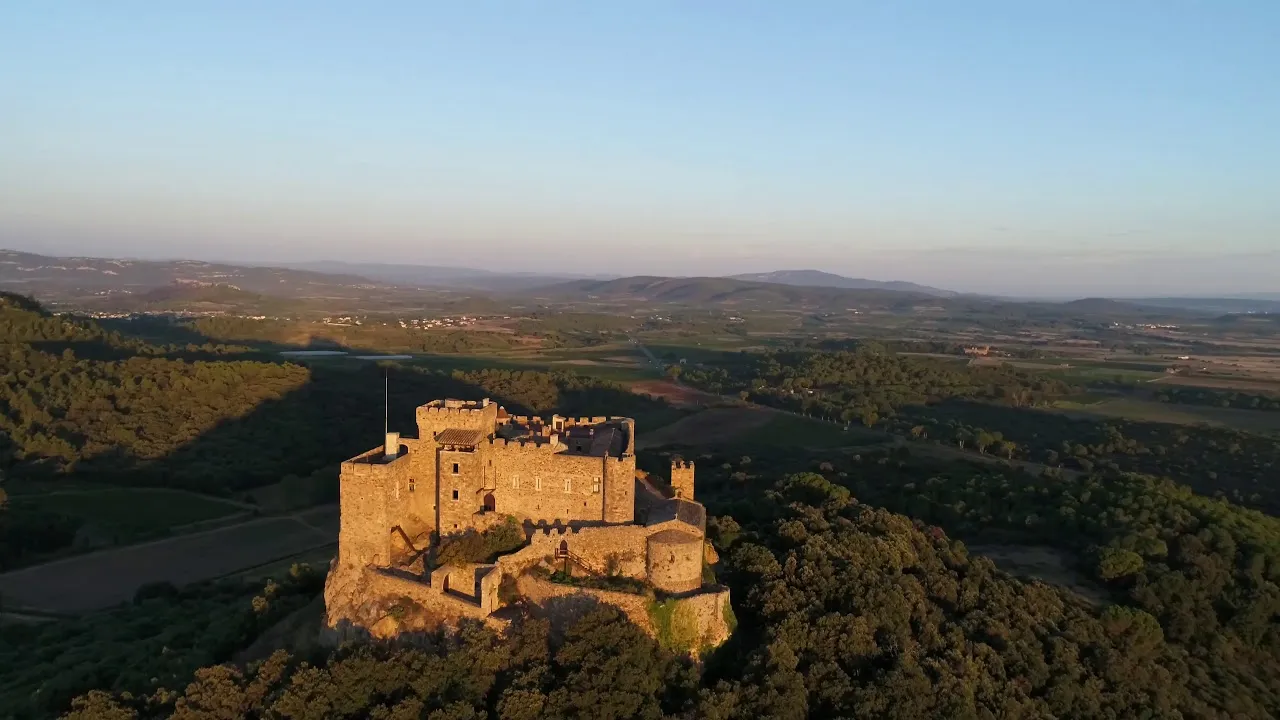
729,269 -> 955,297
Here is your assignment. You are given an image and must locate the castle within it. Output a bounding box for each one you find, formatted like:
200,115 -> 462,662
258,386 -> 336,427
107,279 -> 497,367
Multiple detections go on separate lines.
325,398 -> 729,646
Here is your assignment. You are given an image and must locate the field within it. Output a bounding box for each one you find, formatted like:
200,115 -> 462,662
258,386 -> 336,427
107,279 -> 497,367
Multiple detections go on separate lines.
0,507 -> 338,614
636,407 -> 774,450
636,405 -> 884,451
1051,396 -> 1280,433
1151,374 -> 1280,394
13,488 -> 252,553
629,379 -> 720,408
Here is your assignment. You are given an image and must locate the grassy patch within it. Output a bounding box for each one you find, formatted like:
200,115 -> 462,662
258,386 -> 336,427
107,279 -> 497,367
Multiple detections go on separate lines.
646,597 -> 701,653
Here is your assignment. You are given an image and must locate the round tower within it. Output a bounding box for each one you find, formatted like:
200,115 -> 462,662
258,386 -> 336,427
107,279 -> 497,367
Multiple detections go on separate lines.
646,528 -> 702,593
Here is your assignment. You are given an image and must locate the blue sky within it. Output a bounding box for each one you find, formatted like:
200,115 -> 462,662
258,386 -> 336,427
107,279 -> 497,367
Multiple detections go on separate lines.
1,1 -> 1277,296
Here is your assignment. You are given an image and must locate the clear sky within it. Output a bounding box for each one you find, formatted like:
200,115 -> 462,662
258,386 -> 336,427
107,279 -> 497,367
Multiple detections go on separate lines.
2,1 -> 1277,296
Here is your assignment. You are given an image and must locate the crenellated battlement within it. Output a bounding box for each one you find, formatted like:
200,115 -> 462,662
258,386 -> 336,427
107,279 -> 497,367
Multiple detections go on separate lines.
342,446 -> 412,474
486,436 -> 562,451
673,459 -> 695,470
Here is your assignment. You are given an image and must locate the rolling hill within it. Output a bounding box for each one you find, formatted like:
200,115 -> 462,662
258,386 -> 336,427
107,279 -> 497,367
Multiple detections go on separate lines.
0,249 -> 385,298
729,269 -> 955,297
520,275 -> 944,311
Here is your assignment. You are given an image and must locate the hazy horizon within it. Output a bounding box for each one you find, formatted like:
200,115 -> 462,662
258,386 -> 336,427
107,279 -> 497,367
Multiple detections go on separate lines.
3,2 -> 1277,297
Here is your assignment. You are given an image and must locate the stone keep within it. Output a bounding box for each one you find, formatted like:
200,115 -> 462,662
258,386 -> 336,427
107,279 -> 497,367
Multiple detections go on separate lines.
336,398 -> 638,571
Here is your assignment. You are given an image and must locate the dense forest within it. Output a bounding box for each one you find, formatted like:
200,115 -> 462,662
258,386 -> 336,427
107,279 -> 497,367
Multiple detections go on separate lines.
891,401 -> 1280,514
676,347 -> 1073,424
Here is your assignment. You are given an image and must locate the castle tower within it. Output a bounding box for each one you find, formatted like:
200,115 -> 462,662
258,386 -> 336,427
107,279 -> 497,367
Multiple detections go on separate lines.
671,459 -> 695,500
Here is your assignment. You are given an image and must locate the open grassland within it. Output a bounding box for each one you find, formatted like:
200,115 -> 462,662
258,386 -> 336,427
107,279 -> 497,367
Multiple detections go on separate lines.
634,341 -> 751,364
1051,396 -> 1280,433
636,405 -> 882,451
1153,374 -> 1280,394
0,507 -> 338,614
636,407 -> 774,450
1009,360 -> 1167,382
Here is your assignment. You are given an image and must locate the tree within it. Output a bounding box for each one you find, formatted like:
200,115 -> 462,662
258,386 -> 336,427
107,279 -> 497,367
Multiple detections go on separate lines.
1096,547 -> 1144,581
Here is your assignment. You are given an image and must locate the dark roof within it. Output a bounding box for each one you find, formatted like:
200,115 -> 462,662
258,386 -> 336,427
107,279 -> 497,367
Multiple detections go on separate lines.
436,428 -> 486,446
648,528 -> 701,545
646,498 -> 706,534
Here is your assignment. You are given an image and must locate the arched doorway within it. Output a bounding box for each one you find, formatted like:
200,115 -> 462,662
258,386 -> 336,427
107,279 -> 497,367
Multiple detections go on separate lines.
556,540 -> 569,559
483,492 -> 496,512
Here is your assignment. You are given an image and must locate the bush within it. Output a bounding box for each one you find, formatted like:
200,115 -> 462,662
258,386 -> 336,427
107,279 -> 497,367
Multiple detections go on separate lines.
436,516 -> 525,567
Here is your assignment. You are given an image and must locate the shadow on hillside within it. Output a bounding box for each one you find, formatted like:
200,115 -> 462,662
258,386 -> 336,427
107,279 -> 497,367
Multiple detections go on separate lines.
21,351 -> 677,499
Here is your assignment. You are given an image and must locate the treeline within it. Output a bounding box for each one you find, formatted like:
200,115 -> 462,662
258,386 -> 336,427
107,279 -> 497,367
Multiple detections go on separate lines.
893,401 -> 1280,514
59,468 -> 1280,718
678,347 -> 1072,424
1154,385 -> 1280,411
810,337 -> 1045,359
2,565 -> 323,720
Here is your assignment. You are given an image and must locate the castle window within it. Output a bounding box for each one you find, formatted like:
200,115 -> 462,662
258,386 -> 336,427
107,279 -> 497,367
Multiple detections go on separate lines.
592,477 -> 601,493
409,479 -> 415,493
535,476 -> 542,491
452,489 -> 459,501
512,476 -> 521,490
563,478 -> 571,493
451,462 -> 460,474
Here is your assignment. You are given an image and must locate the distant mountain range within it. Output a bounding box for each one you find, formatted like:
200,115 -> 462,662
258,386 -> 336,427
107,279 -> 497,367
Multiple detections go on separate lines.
279,261 -> 611,292
5,249 -> 1270,319
727,269 -> 956,297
